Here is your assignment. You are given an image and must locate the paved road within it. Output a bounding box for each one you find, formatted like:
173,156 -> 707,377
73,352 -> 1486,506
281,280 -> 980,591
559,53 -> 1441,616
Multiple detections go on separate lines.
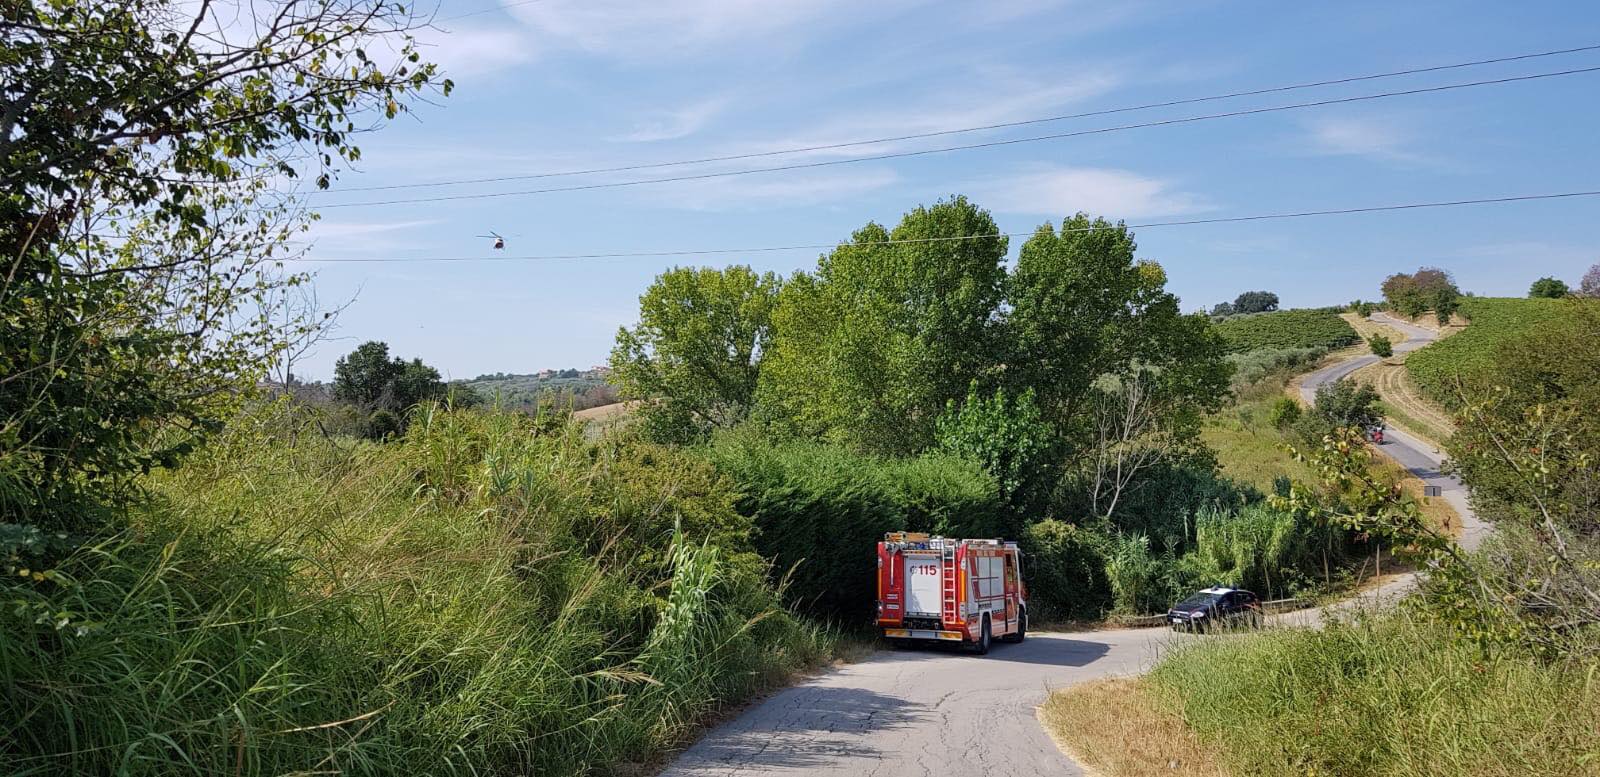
1298,312 -> 1486,552
661,314 -> 1485,776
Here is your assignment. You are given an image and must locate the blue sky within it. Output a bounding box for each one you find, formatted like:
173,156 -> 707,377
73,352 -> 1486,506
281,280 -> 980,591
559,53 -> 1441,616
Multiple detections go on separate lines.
291,0 -> 1600,380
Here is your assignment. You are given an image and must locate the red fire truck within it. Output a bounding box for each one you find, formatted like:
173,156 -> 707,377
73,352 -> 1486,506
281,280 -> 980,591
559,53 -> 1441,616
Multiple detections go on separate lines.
875,532 -> 1027,654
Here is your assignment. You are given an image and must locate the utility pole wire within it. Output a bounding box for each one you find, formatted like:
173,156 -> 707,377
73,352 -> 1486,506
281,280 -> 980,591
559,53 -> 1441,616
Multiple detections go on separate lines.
293,188 -> 1600,263
321,42 -> 1600,194
313,65 -> 1600,209
434,0 -> 543,23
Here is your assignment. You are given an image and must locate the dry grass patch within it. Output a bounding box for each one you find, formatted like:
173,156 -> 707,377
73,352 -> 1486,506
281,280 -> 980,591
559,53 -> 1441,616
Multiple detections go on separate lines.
1341,311 -> 1407,343
1040,677 -> 1230,777
1348,354 -> 1456,449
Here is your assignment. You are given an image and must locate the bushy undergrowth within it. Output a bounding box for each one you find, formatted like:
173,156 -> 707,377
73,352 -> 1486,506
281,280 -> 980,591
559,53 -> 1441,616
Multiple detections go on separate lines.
705,434 -> 1000,619
1153,612 -> 1600,776
1407,297 -> 1570,407
0,404 -> 832,776
1224,345 -> 1327,392
1214,309 -> 1359,353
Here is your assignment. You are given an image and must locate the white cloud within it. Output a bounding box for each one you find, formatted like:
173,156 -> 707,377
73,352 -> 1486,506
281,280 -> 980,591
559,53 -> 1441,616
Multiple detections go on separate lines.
723,68 -> 1124,164
969,166 -> 1208,220
613,96 -> 732,142
415,23 -> 537,78
648,167 -> 900,211
507,0 -> 903,59
305,219 -> 442,252
1303,116 -> 1422,163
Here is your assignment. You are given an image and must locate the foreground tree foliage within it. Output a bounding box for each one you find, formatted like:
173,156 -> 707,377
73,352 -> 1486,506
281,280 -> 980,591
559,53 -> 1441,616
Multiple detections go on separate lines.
0,0 -> 448,532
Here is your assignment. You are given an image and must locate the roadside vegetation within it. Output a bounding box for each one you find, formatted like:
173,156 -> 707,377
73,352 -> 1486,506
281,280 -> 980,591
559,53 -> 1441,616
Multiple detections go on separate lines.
1061,288 -> 1600,777
3,407 -> 836,775
1040,678 -> 1227,777
14,3 -> 1578,774
1213,308 -> 1360,352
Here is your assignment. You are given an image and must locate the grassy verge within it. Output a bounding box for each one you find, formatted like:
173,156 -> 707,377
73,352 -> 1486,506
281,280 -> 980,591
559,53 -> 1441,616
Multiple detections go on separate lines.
1040,677 -> 1228,777
1341,310 -> 1407,345
0,404 -> 839,776
1148,613 -> 1600,777
1200,396 -> 1314,493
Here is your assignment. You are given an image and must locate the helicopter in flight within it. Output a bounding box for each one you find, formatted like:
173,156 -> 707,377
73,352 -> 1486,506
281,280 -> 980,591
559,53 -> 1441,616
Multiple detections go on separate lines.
476,231 -> 506,250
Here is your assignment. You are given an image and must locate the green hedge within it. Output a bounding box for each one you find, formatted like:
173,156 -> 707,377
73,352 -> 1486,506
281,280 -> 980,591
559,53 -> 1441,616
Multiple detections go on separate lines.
1214,310 -> 1359,353
706,437 -> 1000,620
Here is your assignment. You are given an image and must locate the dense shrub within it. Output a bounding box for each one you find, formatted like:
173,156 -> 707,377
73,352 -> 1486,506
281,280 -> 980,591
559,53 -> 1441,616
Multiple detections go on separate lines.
1367,334 -> 1393,357
0,405 -> 832,776
1214,310 -> 1359,353
1020,520 -> 1112,620
1225,345 -> 1328,389
1056,461 -> 1258,557
1294,379 -> 1380,443
705,436 -> 1000,619
1267,396 -> 1301,429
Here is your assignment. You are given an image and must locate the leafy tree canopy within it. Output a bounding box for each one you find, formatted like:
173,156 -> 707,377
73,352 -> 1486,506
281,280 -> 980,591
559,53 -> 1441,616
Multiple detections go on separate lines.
332,341 -> 447,427
1381,267 -> 1461,321
1,0 -> 447,530
1582,262 -> 1600,298
1529,276 -> 1570,299
610,265 -> 780,444
1232,290 -> 1280,314
758,196 -> 1008,454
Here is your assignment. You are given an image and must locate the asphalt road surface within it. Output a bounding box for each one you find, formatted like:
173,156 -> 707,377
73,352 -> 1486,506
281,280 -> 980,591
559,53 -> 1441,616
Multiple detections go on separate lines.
1299,312 -> 1485,552
661,314 -> 1485,776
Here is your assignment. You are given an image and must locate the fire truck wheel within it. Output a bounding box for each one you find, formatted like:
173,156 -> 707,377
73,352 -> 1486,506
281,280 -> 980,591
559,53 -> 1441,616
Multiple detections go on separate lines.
970,615 -> 991,655
1001,606 -> 1027,643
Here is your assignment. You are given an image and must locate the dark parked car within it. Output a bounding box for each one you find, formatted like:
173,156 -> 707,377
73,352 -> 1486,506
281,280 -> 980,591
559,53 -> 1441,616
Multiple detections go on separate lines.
1167,587 -> 1262,631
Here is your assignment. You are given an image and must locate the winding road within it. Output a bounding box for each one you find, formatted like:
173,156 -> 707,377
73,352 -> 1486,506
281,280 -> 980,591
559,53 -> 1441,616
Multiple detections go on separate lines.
660,314 -> 1484,776
1298,312 -> 1486,552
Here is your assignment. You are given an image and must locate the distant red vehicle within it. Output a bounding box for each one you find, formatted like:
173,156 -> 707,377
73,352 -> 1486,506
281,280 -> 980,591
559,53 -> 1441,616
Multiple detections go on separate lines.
875,532 -> 1027,654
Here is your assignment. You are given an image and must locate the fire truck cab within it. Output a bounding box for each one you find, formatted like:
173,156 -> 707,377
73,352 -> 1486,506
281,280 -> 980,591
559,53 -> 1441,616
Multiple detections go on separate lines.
875,532 -> 1027,654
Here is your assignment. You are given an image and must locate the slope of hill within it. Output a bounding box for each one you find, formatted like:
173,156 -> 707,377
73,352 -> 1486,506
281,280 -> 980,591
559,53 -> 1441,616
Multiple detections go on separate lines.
1214,309 -> 1360,353
1405,297 -> 1569,407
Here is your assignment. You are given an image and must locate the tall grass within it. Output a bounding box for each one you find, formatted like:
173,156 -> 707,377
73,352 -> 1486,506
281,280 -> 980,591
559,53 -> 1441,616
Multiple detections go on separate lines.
0,403 -> 833,776
1153,612 -> 1600,776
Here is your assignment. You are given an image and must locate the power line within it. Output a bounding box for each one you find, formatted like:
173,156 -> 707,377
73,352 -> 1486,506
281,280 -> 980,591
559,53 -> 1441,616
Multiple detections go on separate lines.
325,42 -> 1600,194
313,65 -> 1600,210
294,188 -> 1600,263
435,0 -> 543,23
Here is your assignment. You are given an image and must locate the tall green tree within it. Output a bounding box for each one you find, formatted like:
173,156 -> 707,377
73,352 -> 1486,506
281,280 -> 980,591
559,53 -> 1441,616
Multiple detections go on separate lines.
1381,267 -> 1459,320
332,341 -> 446,436
936,385 -> 1055,519
1232,290 -> 1280,314
758,196 -> 1008,454
0,0 -> 446,531
1529,276 -> 1570,299
611,266 -> 780,443
1004,215 -> 1231,435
